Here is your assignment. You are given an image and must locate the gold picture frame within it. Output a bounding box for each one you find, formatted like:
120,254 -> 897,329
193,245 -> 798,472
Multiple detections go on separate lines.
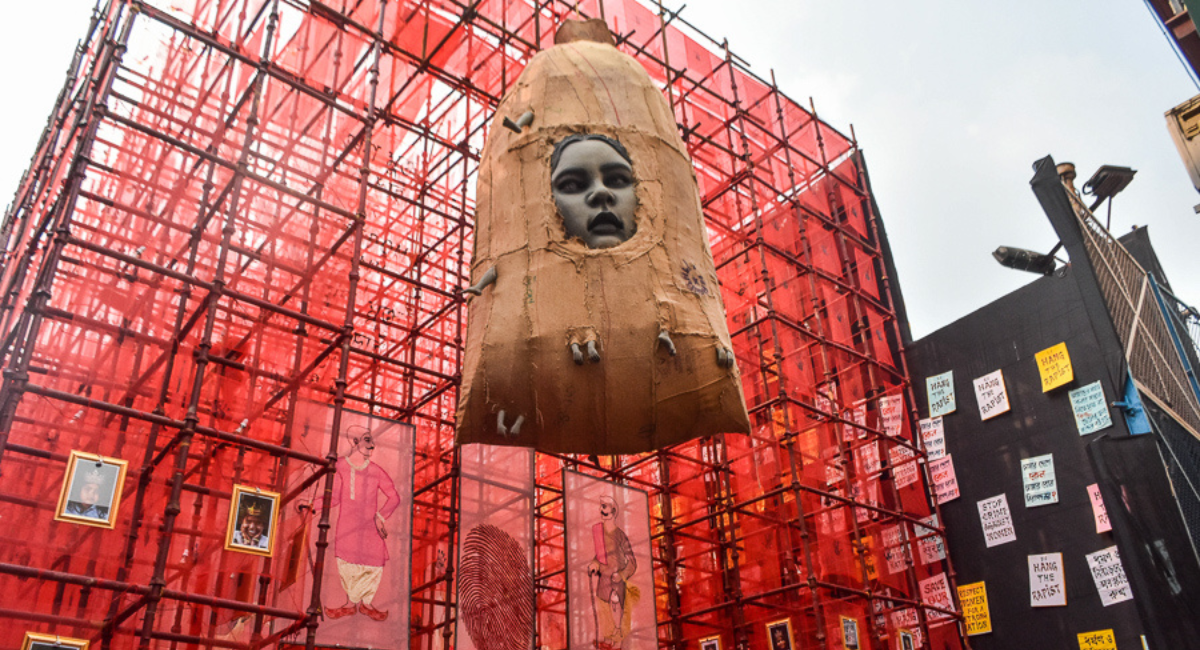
897,629 -> 915,650
54,450 -> 128,530
699,635 -> 722,650
22,631 -> 90,650
224,484 -> 281,557
841,616 -> 860,650
765,618 -> 795,650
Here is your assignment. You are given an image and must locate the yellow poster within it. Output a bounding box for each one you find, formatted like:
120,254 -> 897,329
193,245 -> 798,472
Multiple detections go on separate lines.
1035,342 -> 1073,392
956,581 -> 992,636
1077,629 -> 1116,650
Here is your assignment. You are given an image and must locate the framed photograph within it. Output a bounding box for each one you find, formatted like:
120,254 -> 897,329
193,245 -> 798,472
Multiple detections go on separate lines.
699,635 -> 722,650
898,628 -> 915,650
54,450 -> 128,529
841,616 -> 860,650
22,632 -> 90,650
766,618 -> 794,650
224,484 -> 280,557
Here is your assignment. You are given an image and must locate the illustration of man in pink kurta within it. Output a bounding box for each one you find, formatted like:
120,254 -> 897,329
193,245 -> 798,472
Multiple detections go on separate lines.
320,425 -> 401,621
588,496 -> 638,649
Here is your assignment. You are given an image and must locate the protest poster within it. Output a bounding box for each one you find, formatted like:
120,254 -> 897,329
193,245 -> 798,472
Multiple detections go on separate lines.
1035,342 -> 1073,392
926,371 -> 956,417
916,514 -> 946,565
882,524 -> 910,576
1021,454 -> 1058,507
1077,629 -> 1117,650
1086,546 -> 1133,607
879,394 -> 904,438
918,417 -> 946,460
972,370 -> 1010,420
1087,484 -> 1112,533
1069,381 -> 1112,435
918,572 -> 954,621
1028,552 -> 1066,607
889,444 -> 920,489
956,581 -> 992,636
929,455 -> 960,505
976,494 -> 1016,548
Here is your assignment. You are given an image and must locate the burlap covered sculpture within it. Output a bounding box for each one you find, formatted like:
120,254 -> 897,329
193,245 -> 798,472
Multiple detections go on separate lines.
456,19 -> 750,454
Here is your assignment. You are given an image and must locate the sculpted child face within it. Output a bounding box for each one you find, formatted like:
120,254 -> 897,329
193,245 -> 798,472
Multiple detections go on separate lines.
551,136 -> 637,249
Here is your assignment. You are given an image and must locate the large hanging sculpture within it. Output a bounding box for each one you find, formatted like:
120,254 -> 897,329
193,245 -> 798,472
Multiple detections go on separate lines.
456,19 -> 750,454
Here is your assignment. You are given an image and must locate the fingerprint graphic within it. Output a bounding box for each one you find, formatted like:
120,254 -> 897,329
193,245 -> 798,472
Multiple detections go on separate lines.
459,524 -> 534,650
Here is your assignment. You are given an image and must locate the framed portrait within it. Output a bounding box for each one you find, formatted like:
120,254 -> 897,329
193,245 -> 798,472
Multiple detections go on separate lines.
766,618 -> 794,650
224,484 -> 280,557
22,632 -> 90,650
54,450 -> 128,529
841,616 -> 860,650
699,635 -> 722,650
897,629 -> 915,650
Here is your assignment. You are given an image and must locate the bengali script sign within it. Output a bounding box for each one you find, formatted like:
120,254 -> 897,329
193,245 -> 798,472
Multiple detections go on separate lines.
1069,381 -> 1112,435
1077,629 -> 1116,650
1021,453 -> 1058,507
929,455 -> 960,505
1086,546 -> 1133,607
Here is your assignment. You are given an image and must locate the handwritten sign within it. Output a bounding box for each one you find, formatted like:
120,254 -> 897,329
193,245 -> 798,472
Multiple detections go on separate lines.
1069,381 -> 1112,435
929,455 -> 960,504
976,494 -> 1016,547
843,405 -> 867,441
858,441 -> 881,476
882,524 -> 910,575
1088,484 -> 1112,533
1021,453 -> 1058,507
1077,629 -> 1117,650
1028,552 -> 1066,607
1086,546 -> 1133,607
916,514 -> 946,565
956,581 -> 992,636
889,444 -> 920,489
919,417 -> 946,460
973,369 -> 1010,420
879,395 -> 904,437
918,572 -> 954,621
926,371 -> 956,417
1035,342 -> 1073,392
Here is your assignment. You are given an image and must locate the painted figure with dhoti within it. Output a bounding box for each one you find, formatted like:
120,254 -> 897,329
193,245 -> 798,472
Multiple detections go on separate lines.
588,496 -> 638,650
318,424 -> 401,621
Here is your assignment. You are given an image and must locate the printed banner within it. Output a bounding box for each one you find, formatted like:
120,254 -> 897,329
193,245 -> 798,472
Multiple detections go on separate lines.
918,417 -> 946,460
275,406 -> 414,650
1069,382 -> 1112,435
1077,629 -> 1117,650
1021,454 -> 1058,507
929,455 -> 960,505
1035,342 -> 1073,392
1087,484 -> 1112,533
956,581 -> 992,636
976,494 -> 1016,548
565,471 -> 657,650
879,394 -> 904,438
1086,546 -> 1133,607
457,445 -> 536,650
972,370 -> 1010,420
926,371 -> 956,417
1028,552 -> 1066,607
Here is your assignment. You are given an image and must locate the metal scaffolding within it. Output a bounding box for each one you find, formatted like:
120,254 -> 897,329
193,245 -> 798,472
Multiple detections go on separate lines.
0,1 -> 966,649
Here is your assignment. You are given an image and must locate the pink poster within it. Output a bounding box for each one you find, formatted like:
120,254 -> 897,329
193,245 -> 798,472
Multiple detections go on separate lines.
1087,484 -> 1112,533
564,470 -> 657,650
275,405 -> 414,648
456,445 -> 536,650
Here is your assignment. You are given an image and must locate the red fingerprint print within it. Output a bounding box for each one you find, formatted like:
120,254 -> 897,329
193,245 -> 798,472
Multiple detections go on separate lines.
459,524 -> 534,650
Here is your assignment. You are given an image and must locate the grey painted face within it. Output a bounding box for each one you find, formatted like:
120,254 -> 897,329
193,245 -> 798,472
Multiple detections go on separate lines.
552,140 -> 637,249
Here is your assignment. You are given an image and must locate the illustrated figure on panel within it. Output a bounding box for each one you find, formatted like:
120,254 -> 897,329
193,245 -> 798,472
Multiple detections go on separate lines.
231,499 -> 270,549
456,18 -> 751,455
587,496 -> 637,650
318,425 -> 401,621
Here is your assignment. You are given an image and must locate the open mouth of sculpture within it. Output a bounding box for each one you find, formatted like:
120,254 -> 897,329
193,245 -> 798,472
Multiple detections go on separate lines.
588,211 -> 624,236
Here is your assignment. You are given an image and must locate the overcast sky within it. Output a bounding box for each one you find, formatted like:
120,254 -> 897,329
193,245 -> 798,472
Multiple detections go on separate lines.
3,1 -> 1198,340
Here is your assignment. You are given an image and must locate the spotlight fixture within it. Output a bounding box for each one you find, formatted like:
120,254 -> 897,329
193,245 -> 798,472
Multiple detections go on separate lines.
1083,165 -> 1136,228
992,243 -> 1061,276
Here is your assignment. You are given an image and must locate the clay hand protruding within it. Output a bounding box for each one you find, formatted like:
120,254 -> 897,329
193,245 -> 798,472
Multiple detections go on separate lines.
657,330 -> 677,356
497,410 -> 524,438
570,340 -> 602,365
502,110 -> 535,134
716,346 -> 735,369
462,266 -> 497,299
